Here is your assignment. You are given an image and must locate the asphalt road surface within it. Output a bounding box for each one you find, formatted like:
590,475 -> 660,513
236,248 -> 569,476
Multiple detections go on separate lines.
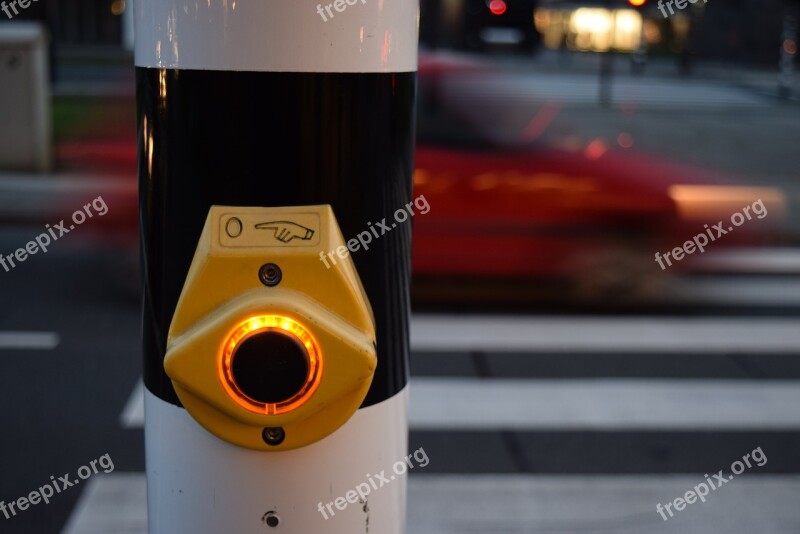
0,227 -> 799,533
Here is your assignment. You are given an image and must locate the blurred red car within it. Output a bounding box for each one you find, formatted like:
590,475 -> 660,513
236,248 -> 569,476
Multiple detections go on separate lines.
55,53 -> 787,302
410,54 -> 785,302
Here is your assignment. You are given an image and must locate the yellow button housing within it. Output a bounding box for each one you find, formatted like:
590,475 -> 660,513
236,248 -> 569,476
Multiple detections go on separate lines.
164,205 -> 377,451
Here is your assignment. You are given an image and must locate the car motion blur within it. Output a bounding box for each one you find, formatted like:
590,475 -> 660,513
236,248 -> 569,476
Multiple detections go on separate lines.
56,53 -> 786,304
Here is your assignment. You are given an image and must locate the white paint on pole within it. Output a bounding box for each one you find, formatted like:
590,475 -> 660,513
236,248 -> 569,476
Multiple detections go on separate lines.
144,387 -> 408,533
134,0 -> 419,72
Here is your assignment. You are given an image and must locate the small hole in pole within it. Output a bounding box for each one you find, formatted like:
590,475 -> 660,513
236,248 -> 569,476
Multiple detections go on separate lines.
263,511 -> 280,527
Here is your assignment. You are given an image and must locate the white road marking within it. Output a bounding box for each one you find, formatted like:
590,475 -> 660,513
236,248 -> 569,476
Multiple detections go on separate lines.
0,174 -> 137,194
444,73 -> 771,108
668,277 -> 800,307
119,380 -> 144,429
410,378 -> 800,430
120,316 -> 800,430
410,315 -> 800,353
121,378 -> 800,431
61,473 -> 800,534
61,474 -> 147,534
0,331 -> 59,350
694,248 -> 800,274
408,475 -> 800,534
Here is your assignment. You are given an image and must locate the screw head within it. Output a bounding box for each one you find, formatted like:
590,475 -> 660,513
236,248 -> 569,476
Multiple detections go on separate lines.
259,263 -> 282,287
262,427 -> 286,446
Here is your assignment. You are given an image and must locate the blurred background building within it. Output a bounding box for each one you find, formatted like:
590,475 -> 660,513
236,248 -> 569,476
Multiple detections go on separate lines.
0,0 -> 796,76
419,0 -> 799,64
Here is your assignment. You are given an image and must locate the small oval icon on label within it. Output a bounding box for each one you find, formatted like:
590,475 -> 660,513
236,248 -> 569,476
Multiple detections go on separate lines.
226,217 -> 243,238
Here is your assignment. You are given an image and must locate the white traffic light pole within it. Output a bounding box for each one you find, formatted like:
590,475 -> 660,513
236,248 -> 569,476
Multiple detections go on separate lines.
134,0 -> 419,532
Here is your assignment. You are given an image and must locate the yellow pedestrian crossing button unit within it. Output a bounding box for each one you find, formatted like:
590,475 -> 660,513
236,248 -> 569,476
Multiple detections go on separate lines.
164,205 -> 377,451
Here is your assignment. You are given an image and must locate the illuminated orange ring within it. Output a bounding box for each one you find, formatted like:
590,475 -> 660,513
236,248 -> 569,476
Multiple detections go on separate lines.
220,315 -> 323,415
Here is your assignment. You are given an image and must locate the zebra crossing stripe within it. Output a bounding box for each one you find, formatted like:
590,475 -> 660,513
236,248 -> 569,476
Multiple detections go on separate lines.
62,473 -> 800,534
410,315 -> 800,352
410,378 -> 800,430
122,377 -> 800,431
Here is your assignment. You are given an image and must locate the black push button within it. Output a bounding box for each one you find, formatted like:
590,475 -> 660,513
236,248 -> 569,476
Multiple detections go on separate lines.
231,332 -> 309,404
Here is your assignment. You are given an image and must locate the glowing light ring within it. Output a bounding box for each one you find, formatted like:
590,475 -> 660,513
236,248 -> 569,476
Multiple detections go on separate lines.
220,315 -> 323,415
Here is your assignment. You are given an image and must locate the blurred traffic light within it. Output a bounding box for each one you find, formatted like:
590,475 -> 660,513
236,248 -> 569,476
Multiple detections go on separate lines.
489,0 -> 507,16
628,0 -> 646,6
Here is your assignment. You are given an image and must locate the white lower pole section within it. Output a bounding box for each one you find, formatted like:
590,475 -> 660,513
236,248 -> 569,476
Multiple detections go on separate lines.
144,387 -> 409,534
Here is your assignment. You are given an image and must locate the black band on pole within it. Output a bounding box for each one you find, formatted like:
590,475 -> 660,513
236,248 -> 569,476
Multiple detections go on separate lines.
139,69 -> 416,408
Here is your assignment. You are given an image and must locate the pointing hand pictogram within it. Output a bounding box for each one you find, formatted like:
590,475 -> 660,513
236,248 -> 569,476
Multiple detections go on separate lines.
255,221 -> 315,243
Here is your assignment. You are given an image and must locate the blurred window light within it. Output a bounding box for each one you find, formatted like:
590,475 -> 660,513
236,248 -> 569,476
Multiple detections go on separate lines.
537,8 -> 642,52
535,9 -> 569,50
643,19 -> 662,45
613,10 -> 643,50
571,8 -> 613,35
111,0 -> 126,16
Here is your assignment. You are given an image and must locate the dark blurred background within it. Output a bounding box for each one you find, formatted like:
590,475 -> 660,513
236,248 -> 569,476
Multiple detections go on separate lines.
1,1 -> 800,532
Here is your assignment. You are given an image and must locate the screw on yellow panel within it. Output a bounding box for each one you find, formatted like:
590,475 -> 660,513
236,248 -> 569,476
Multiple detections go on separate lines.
164,205 -> 377,451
